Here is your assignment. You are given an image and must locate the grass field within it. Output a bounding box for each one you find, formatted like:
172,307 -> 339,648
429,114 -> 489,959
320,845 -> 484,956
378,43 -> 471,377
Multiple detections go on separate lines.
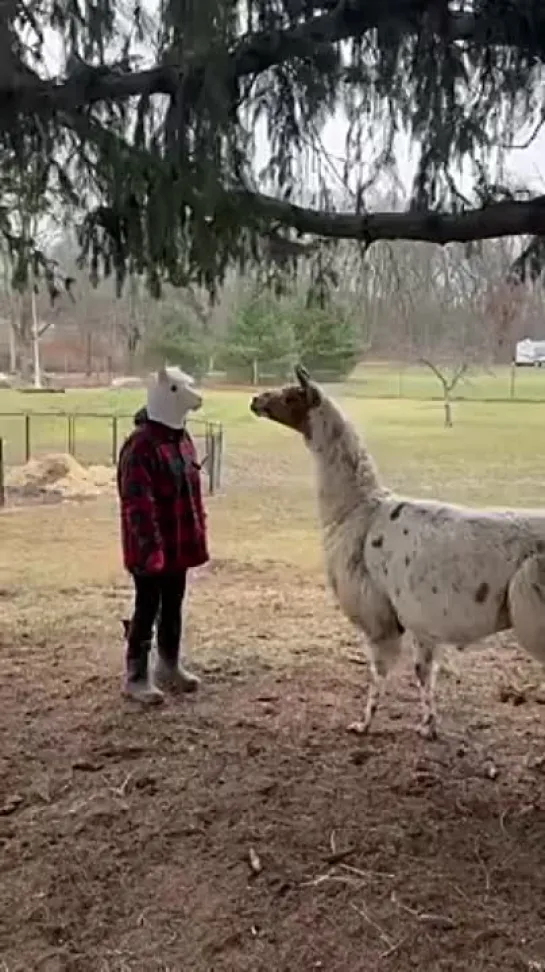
2,369 -> 545,971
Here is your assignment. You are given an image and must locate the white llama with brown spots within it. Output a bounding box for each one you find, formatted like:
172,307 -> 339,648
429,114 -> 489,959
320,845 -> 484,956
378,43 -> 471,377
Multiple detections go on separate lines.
250,365 -> 545,739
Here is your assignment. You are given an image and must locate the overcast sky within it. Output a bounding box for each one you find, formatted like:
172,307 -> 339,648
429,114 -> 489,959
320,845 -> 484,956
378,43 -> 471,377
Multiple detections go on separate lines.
41,19 -> 545,209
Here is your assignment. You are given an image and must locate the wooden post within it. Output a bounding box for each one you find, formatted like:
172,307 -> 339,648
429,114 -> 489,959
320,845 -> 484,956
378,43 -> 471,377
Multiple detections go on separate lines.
24,413 -> 31,462
68,414 -> 76,457
112,415 -> 118,465
204,423 -> 211,492
68,412 -> 75,456
215,424 -> 223,489
510,361 -> 516,400
208,427 -> 217,495
0,437 -> 4,507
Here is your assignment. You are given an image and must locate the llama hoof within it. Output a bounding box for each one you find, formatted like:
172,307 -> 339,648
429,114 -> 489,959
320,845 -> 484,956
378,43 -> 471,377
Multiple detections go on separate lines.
347,720 -> 370,736
416,719 -> 438,741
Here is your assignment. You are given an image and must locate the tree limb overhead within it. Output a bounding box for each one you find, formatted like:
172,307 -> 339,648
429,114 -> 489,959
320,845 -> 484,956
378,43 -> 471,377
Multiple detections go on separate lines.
247,192 -> 545,246
4,0 -> 545,116
3,0 -> 545,294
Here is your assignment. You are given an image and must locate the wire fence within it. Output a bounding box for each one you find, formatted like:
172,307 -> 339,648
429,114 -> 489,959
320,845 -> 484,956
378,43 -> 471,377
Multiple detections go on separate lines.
339,362 -> 545,402
0,412 -> 223,494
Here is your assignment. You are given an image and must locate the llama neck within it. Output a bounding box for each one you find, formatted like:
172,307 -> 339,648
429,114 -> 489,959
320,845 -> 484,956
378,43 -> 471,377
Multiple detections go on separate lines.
307,398 -> 384,529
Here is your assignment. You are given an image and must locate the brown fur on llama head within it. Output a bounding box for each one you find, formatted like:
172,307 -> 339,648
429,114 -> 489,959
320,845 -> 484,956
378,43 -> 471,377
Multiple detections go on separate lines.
250,365 -> 321,435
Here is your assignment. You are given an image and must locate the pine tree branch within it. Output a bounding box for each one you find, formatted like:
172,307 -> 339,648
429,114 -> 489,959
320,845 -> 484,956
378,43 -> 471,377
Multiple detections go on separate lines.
2,0 -> 545,117
245,190 -> 545,245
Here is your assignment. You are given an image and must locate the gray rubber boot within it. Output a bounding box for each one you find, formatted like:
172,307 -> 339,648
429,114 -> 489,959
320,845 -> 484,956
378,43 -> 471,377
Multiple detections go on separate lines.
122,641 -> 164,705
154,653 -> 201,694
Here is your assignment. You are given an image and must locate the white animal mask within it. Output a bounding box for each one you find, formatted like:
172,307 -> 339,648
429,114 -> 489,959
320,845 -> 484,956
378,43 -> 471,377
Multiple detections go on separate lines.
146,366 -> 203,430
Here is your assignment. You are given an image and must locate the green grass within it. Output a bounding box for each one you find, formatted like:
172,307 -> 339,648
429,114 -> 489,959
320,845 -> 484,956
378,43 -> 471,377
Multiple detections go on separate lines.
3,365 -> 545,590
1,368 -> 545,509
346,360 -> 545,401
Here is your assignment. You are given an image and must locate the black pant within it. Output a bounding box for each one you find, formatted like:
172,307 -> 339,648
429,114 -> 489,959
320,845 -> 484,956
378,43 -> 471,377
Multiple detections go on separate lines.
128,570 -> 187,672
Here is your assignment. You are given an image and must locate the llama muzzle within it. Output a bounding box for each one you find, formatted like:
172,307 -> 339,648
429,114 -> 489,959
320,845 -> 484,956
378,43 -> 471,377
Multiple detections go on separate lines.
250,394 -> 269,416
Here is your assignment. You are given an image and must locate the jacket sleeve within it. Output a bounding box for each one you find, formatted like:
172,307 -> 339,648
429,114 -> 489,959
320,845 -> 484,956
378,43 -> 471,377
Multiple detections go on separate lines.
118,442 -> 164,572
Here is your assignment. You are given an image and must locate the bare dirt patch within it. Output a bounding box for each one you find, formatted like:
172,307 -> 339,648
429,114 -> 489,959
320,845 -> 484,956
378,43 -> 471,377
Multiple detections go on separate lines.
1,557 -> 545,972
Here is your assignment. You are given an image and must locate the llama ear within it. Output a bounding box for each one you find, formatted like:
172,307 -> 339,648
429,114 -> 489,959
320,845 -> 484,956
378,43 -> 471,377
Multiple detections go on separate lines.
295,364 -> 311,388
157,366 -> 169,384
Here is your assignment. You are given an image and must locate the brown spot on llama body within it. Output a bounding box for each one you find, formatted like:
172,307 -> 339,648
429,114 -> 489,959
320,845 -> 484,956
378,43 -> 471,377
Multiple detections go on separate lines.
405,556 -> 410,567
475,582 -> 489,604
371,536 -> 384,549
390,503 -> 405,521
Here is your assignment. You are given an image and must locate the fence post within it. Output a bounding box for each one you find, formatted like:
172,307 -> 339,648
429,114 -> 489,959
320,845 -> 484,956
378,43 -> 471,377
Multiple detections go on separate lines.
0,437 -> 4,507
208,428 -> 217,495
510,361 -> 516,400
24,413 -> 31,462
70,415 -> 76,458
112,415 -> 119,465
68,414 -> 75,456
215,424 -> 223,490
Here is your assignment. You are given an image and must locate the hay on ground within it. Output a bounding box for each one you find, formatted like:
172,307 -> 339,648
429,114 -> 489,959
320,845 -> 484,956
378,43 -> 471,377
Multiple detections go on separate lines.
6,453 -> 115,500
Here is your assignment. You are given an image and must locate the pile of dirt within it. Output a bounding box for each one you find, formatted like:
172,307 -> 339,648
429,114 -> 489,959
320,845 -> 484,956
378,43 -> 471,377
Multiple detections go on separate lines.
6,453 -> 115,502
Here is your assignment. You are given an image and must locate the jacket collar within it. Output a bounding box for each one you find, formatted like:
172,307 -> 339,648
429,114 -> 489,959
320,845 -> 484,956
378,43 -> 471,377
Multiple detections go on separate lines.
144,419 -> 187,442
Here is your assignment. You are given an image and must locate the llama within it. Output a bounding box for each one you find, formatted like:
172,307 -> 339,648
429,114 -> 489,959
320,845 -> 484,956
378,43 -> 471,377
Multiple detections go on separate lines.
250,365 -> 545,739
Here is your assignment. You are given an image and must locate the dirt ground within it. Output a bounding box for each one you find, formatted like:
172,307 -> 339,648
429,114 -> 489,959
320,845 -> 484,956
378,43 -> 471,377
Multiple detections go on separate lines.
2,546 -> 545,972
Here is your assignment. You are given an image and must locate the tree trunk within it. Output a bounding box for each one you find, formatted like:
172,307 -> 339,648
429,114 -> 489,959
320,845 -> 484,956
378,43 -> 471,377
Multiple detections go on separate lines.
443,393 -> 453,428
252,358 -> 259,386
8,319 -> 18,373
85,331 -> 92,376
30,287 -> 42,389
14,290 -> 33,381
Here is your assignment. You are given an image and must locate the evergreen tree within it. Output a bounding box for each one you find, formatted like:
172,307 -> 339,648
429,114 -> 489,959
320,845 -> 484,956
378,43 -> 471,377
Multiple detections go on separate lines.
222,293 -> 296,381
292,302 -> 360,380
1,2 -> 545,294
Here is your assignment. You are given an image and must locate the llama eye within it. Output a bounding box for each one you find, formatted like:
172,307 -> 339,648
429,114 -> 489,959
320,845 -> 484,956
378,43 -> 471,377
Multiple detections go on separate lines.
170,384 -> 177,392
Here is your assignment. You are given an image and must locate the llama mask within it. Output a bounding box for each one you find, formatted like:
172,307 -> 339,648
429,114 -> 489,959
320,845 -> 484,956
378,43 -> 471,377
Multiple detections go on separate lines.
146,366 -> 203,430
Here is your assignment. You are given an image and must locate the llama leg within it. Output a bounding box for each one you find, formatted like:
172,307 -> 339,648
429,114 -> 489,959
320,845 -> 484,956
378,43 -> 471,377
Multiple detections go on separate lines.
508,555 -> 545,668
348,636 -> 402,735
413,637 -> 441,740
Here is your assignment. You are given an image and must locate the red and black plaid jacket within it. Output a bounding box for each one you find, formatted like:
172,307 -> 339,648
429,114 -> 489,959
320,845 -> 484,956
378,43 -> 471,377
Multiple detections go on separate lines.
117,419 -> 209,573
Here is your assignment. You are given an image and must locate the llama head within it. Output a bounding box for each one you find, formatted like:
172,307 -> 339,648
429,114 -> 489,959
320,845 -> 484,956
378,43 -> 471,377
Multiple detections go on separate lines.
250,364 -> 321,436
146,365 -> 202,430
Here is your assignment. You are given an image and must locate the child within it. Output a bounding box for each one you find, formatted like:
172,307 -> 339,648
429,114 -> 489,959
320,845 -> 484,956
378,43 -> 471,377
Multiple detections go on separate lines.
117,366 -> 209,704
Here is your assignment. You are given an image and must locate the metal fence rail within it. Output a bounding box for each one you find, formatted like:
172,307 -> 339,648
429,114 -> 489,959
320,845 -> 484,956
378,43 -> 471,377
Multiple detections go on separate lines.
0,412 -> 223,494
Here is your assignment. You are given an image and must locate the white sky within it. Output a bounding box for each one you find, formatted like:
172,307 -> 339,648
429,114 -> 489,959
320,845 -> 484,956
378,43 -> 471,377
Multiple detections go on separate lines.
41,20 -> 545,209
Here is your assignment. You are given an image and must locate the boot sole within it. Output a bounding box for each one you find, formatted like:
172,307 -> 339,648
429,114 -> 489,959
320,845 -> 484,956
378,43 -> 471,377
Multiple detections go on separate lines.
122,685 -> 165,705
154,678 -> 200,695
